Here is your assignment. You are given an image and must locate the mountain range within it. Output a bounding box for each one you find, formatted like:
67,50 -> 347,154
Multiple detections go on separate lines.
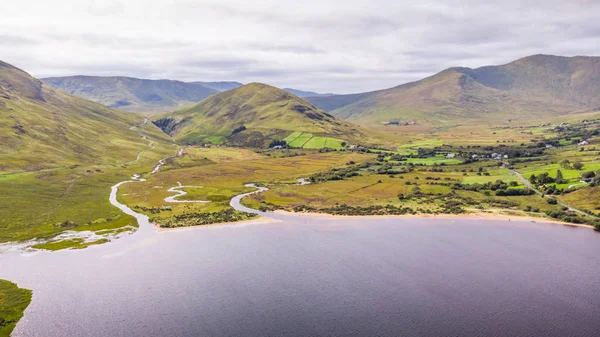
306,54 -> 600,126
4,54 -> 599,164
42,76 -> 334,114
42,76 -> 222,114
282,88 -> 335,98
0,61 -> 165,172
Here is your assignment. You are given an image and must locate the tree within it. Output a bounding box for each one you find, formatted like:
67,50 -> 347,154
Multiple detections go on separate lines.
581,171 -> 596,179
560,159 -> 571,169
529,174 -> 537,184
555,170 -> 565,184
573,161 -> 584,170
546,198 -> 558,205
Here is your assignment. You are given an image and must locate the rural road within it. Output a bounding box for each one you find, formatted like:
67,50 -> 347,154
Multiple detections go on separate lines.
504,163 -> 597,220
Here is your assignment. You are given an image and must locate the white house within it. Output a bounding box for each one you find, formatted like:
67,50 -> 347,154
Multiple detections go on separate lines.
446,153 -> 456,158
578,140 -> 589,146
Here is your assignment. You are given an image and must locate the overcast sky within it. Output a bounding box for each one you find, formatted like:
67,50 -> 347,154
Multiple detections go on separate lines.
2,0 -> 599,93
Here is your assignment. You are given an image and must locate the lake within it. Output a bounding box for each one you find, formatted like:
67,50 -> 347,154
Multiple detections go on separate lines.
1,215 -> 599,337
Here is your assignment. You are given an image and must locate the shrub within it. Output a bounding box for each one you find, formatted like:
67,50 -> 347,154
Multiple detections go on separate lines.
546,198 -> 558,205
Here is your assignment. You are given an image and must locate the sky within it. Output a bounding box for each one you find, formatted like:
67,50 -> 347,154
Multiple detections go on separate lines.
1,0 -> 599,94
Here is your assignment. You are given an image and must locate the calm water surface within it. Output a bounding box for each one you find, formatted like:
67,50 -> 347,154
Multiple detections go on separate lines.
1,215 -> 599,337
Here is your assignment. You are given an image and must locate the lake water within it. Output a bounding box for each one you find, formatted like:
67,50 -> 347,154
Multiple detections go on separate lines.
1,214 -> 600,337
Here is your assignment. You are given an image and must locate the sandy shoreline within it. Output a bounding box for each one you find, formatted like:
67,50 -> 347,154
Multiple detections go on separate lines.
271,210 -> 595,229
152,211 -> 594,231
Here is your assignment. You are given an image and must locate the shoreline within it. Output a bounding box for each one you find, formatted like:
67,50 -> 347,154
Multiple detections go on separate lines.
155,216 -> 281,232
149,211 -> 594,232
271,210 -> 595,229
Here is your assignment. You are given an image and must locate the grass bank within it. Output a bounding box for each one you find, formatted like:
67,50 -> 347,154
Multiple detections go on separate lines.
0,280 -> 32,337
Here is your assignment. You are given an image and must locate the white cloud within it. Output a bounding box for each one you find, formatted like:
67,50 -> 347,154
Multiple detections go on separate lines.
1,0 -> 599,93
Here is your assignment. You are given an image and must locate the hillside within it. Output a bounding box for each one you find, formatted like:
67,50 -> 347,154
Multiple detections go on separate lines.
311,55 -> 600,126
153,83 -> 368,147
0,61 -> 161,172
42,76 -> 219,113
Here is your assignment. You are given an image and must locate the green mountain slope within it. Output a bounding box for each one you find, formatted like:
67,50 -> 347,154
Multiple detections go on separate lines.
153,83 -> 369,147
42,76 -> 219,113
311,55 -> 600,126
0,61 -> 160,172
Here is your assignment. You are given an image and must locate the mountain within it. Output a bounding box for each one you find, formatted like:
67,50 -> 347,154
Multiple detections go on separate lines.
153,83 -> 367,147
0,61 -> 158,172
192,81 -> 243,92
42,76 -> 219,114
283,88 -> 334,98
309,55 -> 600,126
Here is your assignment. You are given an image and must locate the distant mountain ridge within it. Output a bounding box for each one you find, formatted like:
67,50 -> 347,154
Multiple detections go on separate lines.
283,88 -> 335,98
42,74 -> 337,112
42,76 -> 223,114
192,81 -> 243,92
307,54 -> 600,126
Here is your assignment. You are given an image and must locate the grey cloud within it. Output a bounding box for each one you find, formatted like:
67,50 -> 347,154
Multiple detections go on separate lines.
181,58 -> 258,70
0,34 -> 39,46
243,43 -> 324,55
1,0 -> 599,93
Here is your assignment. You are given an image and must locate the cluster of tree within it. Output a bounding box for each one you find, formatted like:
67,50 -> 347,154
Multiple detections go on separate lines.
523,205 -> 541,212
309,166 -> 361,183
545,209 -> 600,228
308,204 -> 417,216
529,172 -> 557,184
586,171 -> 600,186
157,208 -> 257,228
451,179 -> 517,193
442,200 -> 466,214
542,185 -> 567,195
133,205 -> 172,214
495,188 -> 535,196
560,160 -> 584,170
268,139 -> 287,148
373,163 -> 412,175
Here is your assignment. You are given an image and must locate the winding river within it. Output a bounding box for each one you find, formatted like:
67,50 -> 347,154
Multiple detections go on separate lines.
1,157 -> 600,336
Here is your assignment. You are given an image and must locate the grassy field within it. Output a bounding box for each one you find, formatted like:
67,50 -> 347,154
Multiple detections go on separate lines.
240,116 -> 600,226
405,156 -> 462,165
0,280 -> 31,337
120,149 -> 375,226
0,127 -> 177,244
284,132 -> 345,149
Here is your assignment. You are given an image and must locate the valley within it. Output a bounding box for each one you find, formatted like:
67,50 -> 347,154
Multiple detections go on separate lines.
2,56 -> 600,250
1,55 -> 600,337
